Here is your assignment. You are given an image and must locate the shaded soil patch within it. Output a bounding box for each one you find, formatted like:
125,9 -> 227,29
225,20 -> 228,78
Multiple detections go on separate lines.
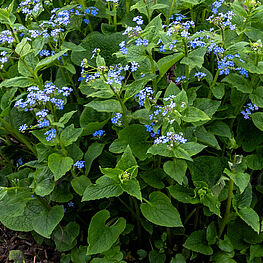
0,224 -> 60,263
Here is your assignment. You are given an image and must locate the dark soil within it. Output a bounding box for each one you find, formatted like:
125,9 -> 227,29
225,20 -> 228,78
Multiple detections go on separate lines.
0,224 -> 60,263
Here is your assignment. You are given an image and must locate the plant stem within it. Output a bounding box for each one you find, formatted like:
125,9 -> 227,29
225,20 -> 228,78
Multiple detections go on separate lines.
219,179 -> 233,238
133,198 -> 142,246
148,51 -> 157,91
113,4 -> 117,31
167,0 -> 176,24
184,208 -> 197,225
126,0 -> 130,13
183,39 -> 190,89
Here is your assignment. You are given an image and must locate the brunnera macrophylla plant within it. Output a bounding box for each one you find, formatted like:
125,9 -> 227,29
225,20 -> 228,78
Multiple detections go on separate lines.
1,0 -> 263,262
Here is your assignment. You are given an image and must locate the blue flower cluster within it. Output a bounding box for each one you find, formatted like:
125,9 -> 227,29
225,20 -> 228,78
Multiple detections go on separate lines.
135,87 -> 154,107
19,124 -> 28,132
106,0 -> 119,3
74,160 -> 85,169
211,0 -> 224,14
133,16 -> 143,25
14,82 -> 72,112
207,11 -> 236,31
18,0 -> 42,18
135,38 -> 149,46
195,72 -> 207,80
154,131 -> 187,149
241,103 -> 259,119
217,54 -> 248,76
44,129 -> 56,141
111,113 -> 122,125
119,41 -> 128,55
0,51 -> 8,69
93,130 -> 105,137
15,83 -> 73,136
79,60 -> 139,88
166,17 -> 195,38
0,31 -> 15,45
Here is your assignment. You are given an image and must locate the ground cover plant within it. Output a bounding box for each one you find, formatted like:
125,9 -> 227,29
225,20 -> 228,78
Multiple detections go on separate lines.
0,0 -> 263,262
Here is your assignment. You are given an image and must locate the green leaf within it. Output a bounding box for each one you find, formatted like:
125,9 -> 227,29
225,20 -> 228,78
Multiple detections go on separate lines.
0,77 -> 35,88
195,126 -> 221,150
50,182 -> 73,203
188,156 -> 227,187
0,200 -> 44,232
82,176 -> 123,201
71,175 -> 91,196
202,193 -> 221,217
140,192 -> 183,227
121,179 -> 142,201
53,222 -> 80,252
87,209 -> 126,255
9,250 -> 24,262
149,250 -> 166,263
59,111 -> 77,125
246,154 -> 263,170
181,47 -> 207,71
237,207 -> 260,233
140,168 -> 165,189
208,121 -> 232,138
85,99 -> 122,112
206,222 -> 217,245
35,49 -> 69,73
180,142 -> 206,156
62,42 -> 86,52
48,153 -> 73,181
182,106 -> 210,122
84,142 -> 104,175
168,185 -> 198,204
224,168 -> 250,193
183,230 -> 213,255
31,167 -> 55,196
251,112 -> 263,131
109,124 -> 151,161
163,159 -> 187,185
157,53 -> 184,81
116,145 -> 137,171
32,205 -> 64,238
124,75 -> 154,101
250,86 -> 263,107
60,124 -> 83,147
15,39 -> 31,57
222,73 -> 252,93
250,244 -> 263,261
147,144 -> 193,161
0,189 -> 32,217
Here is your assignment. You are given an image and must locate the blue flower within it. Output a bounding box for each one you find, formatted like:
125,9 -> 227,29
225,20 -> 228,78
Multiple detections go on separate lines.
44,129 -> 56,141
74,160 -> 85,169
93,130 -> 105,137
111,113 -> 122,125
19,124 -> 28,132
37,119 -> 50,128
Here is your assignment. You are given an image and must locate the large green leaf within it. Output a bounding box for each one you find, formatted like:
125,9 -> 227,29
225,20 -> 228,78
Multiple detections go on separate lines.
181,47 -> 207,71
82,176 -> 123,201
182,107 -> 210,122
237,207 -> 260,233
140,192 -> 183,227
60,124 -> 83,147
109,124 -> 151,160
251,112 -> 263,131
31,167 -> 55,196
53,222 -> 80,252
84,142 -> 104,175
32,205 -> 64,238
48,153 -> 73,181
183,230 -> 213,255
85,99 -> 122,113
163,159 -> 187,185
71,175 -> 91,196
0,77 -> 35,88
116,145 -> 137,171
87,209 -> 126,255
224,168 -> 250,193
